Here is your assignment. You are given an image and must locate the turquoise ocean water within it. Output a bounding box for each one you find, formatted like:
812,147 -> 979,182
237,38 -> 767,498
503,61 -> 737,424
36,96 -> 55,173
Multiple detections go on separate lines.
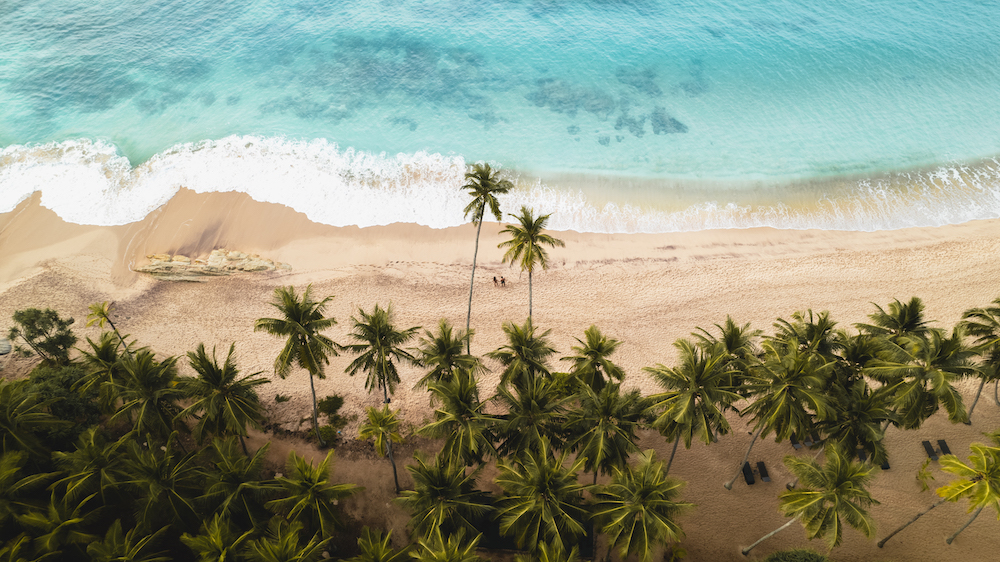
2,0 -> 1000,232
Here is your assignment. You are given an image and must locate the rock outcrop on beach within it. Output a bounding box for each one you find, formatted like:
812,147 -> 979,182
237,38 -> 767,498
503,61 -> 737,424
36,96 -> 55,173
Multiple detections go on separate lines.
136,249 -> 291,281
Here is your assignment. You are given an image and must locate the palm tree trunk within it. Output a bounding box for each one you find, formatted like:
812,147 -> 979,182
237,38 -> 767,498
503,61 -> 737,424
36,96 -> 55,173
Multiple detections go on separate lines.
387,438 -> 401,493
528,269 -> 533,319
308,371 -> 326,447
665,438 -> 681,475
465,214 -> 485,354
877,498 -> 947,548
239,434 -> 249,456
945,506 -> 983,545
725,427 -> 762,490
786,447 -> 825,489
993,380 -> 999,407
964,378 -> 987,425
741,514 -> 801,556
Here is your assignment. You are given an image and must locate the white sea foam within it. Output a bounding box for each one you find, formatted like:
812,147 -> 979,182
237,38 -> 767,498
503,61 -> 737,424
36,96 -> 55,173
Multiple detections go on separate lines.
2,136 -> 1000,233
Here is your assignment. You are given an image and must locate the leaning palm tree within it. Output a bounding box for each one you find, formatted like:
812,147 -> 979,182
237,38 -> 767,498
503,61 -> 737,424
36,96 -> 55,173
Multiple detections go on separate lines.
937,431 -> 1000,544
564,383 -> 645,484
461,162 -> 514,353
960,297 -> 1000,417
741,445 -> 879,556
397,454 -> 493,538
86,301 -> 132,354
178,343 -> 270,454
487,318 -> 556,387
254,285 -> 338,447
495,437 -> 589,554
498,206 -> 565,318
561,325 -> 625,392
646,340 -> 741,474
420,371 -> 496,467
341,304 -> 421,404
724,344 -> 835,490
359,405 -> 404,493
266,450 -> 359,539
592,450 -> 692,562
414,320 -> 482,389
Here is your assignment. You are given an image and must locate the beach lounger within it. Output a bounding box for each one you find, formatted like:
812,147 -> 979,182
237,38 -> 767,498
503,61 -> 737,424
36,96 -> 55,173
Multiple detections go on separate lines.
756,461 -> 771,482
742,462 -> 755,485
922,440 -> 938,461
938,440 -> 952,456
810,432 -> 821,445
790,435 -> 802,449
803,434 -> 814,447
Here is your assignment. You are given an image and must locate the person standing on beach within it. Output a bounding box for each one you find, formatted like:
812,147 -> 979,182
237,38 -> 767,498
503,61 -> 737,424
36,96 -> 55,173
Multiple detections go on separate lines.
501,276 -> 506,287
493,276 -> 498,286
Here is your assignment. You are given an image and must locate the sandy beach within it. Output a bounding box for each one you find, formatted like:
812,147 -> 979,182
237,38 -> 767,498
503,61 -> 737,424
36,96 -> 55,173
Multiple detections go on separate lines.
2,188 -> 999,561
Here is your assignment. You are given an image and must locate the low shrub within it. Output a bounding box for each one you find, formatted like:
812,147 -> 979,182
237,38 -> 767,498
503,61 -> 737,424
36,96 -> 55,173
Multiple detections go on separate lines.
763,549 -> 829,562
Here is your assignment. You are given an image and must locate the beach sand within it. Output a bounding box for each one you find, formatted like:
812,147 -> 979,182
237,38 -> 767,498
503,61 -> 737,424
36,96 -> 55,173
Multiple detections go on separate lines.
2,188 -> 999,561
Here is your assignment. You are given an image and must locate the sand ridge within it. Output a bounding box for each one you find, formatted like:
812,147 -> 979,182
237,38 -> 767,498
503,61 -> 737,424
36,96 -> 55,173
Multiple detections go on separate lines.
2,190 -> 1000,561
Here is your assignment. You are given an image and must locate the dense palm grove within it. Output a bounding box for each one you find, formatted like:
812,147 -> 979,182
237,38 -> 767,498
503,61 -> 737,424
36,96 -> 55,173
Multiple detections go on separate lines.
1,168 -> 999,561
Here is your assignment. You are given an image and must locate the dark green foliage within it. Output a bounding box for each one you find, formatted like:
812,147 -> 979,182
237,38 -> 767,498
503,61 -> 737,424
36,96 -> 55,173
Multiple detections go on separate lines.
317,394 -> 349,431
8,308 -> 77,365
0,379 -> 70,459
762,549 -> 829,562
25,364 -> 100,447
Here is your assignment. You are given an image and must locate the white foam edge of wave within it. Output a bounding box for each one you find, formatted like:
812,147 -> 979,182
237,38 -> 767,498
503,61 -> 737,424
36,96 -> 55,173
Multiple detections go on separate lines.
2,135 -> 1000,233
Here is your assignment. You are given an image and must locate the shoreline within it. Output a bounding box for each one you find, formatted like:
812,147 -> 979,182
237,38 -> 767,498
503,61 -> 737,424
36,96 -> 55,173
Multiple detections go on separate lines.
2,188 -> 1000,560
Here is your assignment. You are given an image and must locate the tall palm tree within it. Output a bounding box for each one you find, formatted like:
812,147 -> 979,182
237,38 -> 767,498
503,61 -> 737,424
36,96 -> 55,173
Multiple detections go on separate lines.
487,318 -> 556,387
461,162 -> 514,354
110,350 -> 186,442
350,527 -> 409,562
936,431 -> 1000,544
178,343 -> 271,454
561,325 -> 625,392
266,450 -> 359,538
254,285 -> 338,447
180,513 -> 255,562
498,206 -> 565,319
741,445 -> 879,556
359,405 -> 404,493
414,320 -> 482,389
87,519 -> 171,562
0,379 -> 69,459
864,327 -> 976,428
724,344 -> 834,490
244,519 -> 331,562
592,450 -> 692,562
409,528 -> 483,562
565,383 -> 645,484
646,340 -> 741,474
495,438 -> 589,554
342,304 -> 421,404
86,301 -> 132,354
76,331 -> 130,414
960,298 -> 1000,418
420,371 -> 496,467
397,454 -> 493,538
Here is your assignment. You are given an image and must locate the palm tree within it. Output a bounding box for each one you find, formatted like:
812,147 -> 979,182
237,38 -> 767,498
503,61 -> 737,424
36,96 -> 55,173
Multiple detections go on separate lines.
254,285 -> 338,447
487,318 -> 556,387
87,519 -> 171,562
820,381 -> 897,467
409,528 -> 483,562
864,327 -> 976,428
692,316 -> 762,384
856,297 -> 932,343
1,451 -> 54,530
646,340 -> 741,474
201,437 -> 280,530
420,372 -> 496,467
397,454 -> 493,538
124,432 -> 205,534
16,492 -> 99,558
936,431 -> 1000,544
960,298 -> 1000,419
565,383 -> 645,484
514,542 -> 581,562
110,350 -> 186,442
76,331 -> 129,414
0,379 -> 69,459
495,438 -> 589,553
342,304 -> 421,404
244,519 -> 330,562
725,344 -> 834,490
561,325 -> 625,392
266,450 -> 359,538
498,206 -> 565,318
741,445 -> 879,556
181,513 -> 255,562
592,450 -> 692,562
359,405 -> 404,493
51,427 -> 131,505
86,301 -> 132,354
414,320 -> 482,389
461,162 -> 514,353
351,527 -> 409,562
493,370 -> 571,458
178,343 -> 271,454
